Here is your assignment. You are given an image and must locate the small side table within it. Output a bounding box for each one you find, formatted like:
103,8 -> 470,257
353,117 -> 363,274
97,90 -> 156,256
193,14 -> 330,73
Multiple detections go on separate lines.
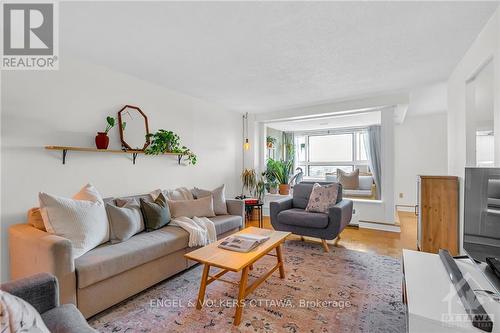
245,202 -> 263,228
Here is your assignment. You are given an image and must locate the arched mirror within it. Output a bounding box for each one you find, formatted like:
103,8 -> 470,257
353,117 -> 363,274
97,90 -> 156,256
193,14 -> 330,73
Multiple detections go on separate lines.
118,105 -> 150,150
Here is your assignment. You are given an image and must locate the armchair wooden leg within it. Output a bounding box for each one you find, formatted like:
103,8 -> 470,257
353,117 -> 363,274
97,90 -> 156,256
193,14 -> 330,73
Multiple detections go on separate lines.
334,233 -> 342,245
321,239 -> 329,252
300,236 -> 304,242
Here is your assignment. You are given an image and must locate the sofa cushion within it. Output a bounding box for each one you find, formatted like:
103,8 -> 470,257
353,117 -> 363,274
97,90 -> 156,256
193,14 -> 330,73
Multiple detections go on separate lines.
41,304 -> 96,333
358,176 -> 374,190
209,215 -> 242,235
278,208 -> 329,229
305,183 -> 339,213
344,189 -> 373,197
140,193 -> 171,231
75,226 -> 188,288
167,196 -> 215,218
337,169 -> 359,190
192,185 -> 228,215
39,183 -> 110,259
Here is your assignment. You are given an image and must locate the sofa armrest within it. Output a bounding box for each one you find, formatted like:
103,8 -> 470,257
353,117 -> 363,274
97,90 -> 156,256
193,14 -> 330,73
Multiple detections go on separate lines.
1,272 -> 59,314
270,198 -> 293,227
328,199 -> 353,235
9,224 -> 76,306
226,199 -> 244,218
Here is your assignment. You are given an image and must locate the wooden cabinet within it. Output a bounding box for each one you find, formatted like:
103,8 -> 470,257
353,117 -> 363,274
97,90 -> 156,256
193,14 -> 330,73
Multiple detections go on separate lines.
417,175 -> 459,255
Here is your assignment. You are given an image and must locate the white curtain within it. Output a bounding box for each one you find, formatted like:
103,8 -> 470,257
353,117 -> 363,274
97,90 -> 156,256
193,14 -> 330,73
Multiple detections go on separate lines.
364,125 -> 381,199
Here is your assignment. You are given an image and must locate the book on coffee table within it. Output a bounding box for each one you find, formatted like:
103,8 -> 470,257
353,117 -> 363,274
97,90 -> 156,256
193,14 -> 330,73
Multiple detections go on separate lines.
218,233 -> 270,253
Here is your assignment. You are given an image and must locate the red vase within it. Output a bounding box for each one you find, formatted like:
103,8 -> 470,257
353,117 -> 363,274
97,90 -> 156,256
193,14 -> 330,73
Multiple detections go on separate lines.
95,132 -> 109,149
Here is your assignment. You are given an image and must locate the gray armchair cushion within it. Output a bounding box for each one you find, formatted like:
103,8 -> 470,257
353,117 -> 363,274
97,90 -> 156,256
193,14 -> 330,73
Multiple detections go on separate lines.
42,304 -> 97,333
278,208 -> 329,229
0,273 -> 59,314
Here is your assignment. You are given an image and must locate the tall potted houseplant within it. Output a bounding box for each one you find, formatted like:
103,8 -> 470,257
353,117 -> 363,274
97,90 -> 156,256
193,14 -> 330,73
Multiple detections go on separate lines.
265,158 -> 279,194
269,159 -> 293,195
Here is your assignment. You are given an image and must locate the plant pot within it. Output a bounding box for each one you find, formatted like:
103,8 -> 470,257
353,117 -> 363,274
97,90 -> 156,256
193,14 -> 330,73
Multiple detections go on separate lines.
267,142 -> 274,149
279,184 -> 290,195
269,187 -> 278,194
95,132 -> 109,149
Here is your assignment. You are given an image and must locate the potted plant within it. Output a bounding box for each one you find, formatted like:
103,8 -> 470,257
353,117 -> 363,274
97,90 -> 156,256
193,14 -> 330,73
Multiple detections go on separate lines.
269,159 -> 293,195
265,159 -> 279,194
241,169 -> 256,197
254,172 -> 266,202
266,136 -> 277,149
95,116 -> 119,149
145,129 -> 197,165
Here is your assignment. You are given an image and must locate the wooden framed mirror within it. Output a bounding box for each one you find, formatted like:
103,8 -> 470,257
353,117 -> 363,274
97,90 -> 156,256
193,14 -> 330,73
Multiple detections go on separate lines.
118,105 -> 150,150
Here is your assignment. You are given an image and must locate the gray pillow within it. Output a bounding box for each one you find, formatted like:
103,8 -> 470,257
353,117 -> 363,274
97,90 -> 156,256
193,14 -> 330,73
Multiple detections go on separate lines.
192,185 -> 227,215
140,193 -> 171,231
106,198 -> 144,243
167,195 -> 215,218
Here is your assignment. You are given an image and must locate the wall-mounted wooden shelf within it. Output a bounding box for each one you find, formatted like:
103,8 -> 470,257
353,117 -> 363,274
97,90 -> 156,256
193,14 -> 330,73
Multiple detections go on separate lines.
45,146 -> 184,165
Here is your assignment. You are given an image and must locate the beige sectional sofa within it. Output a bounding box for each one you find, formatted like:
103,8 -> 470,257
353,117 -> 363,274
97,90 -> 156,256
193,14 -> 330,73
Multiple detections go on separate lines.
9,193 -> 244,318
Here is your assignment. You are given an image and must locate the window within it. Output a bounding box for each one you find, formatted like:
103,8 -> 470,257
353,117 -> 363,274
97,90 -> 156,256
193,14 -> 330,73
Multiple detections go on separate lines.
309,134 -> 352,162
295,129 -> 369,178
477,131 -> 494,167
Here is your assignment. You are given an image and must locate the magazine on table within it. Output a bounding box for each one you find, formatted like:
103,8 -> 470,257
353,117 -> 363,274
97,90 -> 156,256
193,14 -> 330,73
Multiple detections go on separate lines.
218,234 -> 270,253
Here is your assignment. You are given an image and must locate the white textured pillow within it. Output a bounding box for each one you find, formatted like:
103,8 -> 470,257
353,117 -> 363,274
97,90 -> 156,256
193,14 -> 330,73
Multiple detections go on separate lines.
0,290 -> 50,333
192,185 -> 228,215
39,184 -> 110,258
167,196 -> 215,218
150,187 -> 194,201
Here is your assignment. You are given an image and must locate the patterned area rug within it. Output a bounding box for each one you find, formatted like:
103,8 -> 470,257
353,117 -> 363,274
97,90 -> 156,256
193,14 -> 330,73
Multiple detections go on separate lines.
89,241 -> 406,333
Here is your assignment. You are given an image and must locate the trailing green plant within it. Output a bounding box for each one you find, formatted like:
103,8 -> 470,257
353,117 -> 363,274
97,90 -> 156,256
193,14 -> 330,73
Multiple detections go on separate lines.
145,129 -> 197,165
241,169 -> 256,196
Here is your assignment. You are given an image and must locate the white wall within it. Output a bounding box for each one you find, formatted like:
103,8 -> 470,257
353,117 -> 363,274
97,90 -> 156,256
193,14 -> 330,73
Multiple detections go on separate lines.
394,113 -> 448,208
0,57 -> 242,281
448,8 -> 500,253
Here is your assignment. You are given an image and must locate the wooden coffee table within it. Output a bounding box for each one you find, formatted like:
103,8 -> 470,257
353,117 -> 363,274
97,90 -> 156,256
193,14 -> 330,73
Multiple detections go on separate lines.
184,227 -> 291,325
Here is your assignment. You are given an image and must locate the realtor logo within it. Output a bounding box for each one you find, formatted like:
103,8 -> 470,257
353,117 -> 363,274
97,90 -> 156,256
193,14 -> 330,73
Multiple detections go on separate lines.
1,2 -> 58,70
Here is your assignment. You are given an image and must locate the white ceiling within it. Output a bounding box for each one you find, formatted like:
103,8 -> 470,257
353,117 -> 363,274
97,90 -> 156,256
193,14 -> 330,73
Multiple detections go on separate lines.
61,1 -> 498,113
267,112 -> 380,132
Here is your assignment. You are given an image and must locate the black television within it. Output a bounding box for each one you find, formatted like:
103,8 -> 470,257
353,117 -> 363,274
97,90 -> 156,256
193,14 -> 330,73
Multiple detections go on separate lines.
464,167 -> 500,264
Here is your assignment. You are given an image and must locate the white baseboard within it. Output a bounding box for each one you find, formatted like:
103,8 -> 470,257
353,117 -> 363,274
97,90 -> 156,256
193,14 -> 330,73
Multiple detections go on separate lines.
396,206 -> 416,213
357,221 -> 400,233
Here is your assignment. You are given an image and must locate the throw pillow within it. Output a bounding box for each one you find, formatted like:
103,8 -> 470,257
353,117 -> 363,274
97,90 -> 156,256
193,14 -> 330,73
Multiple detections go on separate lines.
192,184 -> 228,215
305,183 -> 339,213
167,195 -> 215,219
337,168 -> 360,190
27,207 -> 46,231
0,290 -> 50,333
150,187 -> 194,201
39,183 -> 109,258
140,193 -> 171,231
106,198 -> 145,243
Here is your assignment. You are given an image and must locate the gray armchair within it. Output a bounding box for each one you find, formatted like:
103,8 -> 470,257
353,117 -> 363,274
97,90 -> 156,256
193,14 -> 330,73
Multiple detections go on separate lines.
1,273 -> 96,333
270,182 -> 353,252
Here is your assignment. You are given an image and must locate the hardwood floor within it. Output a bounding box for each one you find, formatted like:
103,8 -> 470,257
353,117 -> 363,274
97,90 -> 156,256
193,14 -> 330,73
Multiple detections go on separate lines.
246,211 -> 417,258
